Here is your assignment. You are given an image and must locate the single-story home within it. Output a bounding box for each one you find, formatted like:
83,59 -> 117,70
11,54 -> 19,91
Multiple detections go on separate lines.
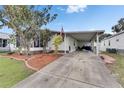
24,30 -> 104,55
0,32 -> 16,52
100,31 -> 124,55
0,30 -> 104,55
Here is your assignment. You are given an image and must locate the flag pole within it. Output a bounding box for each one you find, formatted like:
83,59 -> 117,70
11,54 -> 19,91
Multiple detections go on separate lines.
60,26 -> 66,54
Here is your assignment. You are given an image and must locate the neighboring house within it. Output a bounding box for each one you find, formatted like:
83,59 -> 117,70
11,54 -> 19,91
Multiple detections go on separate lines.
0,32 -> 16,52
0,32 -> 10,51
100,31 -> 124,55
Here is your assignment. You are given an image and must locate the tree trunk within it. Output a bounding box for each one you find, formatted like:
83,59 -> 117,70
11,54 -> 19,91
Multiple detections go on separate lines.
43,46 -> 47,53
18,37 -> 24,55
25,41 -> 31,56
43,41 -> 47,53
54,45 -> 58,54
26,46 -> 30,55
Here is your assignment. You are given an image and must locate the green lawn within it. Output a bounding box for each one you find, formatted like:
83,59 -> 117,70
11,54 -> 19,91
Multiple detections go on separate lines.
0,57 -> 35,88
102,52 -> 124,87
0,51 -> 10,55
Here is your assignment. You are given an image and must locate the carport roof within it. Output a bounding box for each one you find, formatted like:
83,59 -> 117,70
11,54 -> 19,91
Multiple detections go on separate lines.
66,30 -> 104,41
51,30 -> 104,41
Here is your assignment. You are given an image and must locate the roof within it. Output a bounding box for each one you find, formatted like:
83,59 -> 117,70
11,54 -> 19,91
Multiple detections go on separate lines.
65,30 -> 104,34
66,30 -> 104,41
0,32 -> 10,39
50,30 -> 104,41
1,29 -> 104,41
103,31 -> 124,41
51,30 -> 104,33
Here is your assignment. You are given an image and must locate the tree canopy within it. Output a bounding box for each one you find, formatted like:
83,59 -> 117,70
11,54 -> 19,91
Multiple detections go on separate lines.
0,5 -> 57,55
112,18 -> 124,33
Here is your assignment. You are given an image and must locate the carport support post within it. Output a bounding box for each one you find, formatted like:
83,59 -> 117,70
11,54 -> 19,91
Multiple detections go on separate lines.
96,32 -> 99,56
64,33 -> 67,54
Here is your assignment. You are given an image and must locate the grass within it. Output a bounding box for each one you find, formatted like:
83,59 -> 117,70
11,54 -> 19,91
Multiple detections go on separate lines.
102,52 -> 124,87
0,57 -> 35,88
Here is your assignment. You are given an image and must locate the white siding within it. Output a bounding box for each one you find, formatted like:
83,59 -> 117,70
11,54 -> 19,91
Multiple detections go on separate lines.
100,40 -> 106,51
0,47 -> 10,51
30,47 -> 43,51
0,32 -> 17,52
100,32 -> 124,51
66,36 -> 78,52
116,33 -> 124,49
47,35 -> 78,52
0,44 -> 16,52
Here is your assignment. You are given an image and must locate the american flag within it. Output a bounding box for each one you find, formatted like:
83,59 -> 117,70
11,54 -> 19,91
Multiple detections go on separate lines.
60,27 -> 64,40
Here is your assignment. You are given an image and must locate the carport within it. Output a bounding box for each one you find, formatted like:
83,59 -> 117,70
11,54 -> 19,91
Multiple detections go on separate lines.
64,30 -> 104,55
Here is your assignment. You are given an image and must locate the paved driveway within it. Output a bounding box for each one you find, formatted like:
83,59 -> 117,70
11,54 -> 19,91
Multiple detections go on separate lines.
14,51 -> 121,88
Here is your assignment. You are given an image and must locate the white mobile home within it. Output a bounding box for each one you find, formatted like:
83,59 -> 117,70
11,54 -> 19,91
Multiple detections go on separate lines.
29,30 -> 104,55
100,31 -> 124,55
0,30 -> 104,55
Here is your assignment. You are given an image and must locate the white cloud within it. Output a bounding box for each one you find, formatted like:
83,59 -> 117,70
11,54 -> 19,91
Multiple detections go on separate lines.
57,7 -> 65,11
88,28 -> 96,31
66,5 -> 87,13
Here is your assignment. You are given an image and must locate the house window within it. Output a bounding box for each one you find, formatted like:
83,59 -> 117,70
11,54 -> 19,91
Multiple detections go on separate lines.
3,39 -> 7,47
0,39 -> 7,47
34,40 -> 40,47
109,40 -> 110,46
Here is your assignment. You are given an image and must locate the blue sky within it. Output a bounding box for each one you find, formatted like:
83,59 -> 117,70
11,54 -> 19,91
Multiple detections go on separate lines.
0,5 -> 124,34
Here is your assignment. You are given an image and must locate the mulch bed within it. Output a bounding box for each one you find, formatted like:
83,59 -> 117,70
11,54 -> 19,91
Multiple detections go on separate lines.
1,53 -> 62,71
28,54 -> 62,70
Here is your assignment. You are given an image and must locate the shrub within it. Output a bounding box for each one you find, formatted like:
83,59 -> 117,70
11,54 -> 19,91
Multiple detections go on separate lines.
52,34 -> 63,54
106,48 -> 117,53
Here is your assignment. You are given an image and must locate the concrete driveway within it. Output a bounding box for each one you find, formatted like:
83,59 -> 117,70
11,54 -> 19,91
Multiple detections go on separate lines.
14,51 -> 121,88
